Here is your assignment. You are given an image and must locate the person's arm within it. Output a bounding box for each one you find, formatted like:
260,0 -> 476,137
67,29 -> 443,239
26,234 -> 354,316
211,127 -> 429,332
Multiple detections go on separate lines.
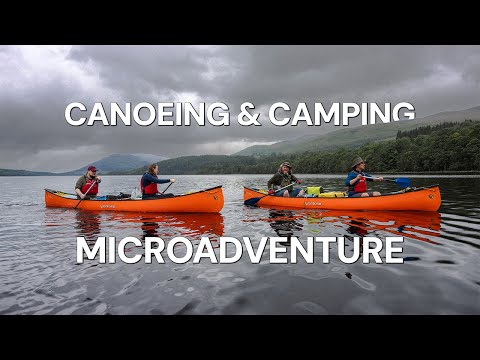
75,177 -> 86,198
267,174 -> 280,190
143,173 -> 173,184
346,172 -> 362,186
75,188 -> 85,199
291,174 -> 301,183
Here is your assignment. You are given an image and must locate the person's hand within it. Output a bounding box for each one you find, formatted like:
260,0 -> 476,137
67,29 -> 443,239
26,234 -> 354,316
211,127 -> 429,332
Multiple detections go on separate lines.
95,176 -> 101,183
80,194 -> 86,199
296,179 -> 302,184
357,174 -> 364,180
170,178 -> 176,183
377,177 -> 384,181
268,189 -> 274,195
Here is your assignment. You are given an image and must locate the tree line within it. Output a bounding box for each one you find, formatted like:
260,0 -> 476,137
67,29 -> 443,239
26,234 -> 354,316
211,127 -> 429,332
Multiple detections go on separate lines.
118,121 -> 480,174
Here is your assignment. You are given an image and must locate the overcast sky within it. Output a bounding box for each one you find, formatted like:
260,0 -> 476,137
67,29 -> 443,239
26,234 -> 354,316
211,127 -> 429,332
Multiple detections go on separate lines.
1,45 -> 479,171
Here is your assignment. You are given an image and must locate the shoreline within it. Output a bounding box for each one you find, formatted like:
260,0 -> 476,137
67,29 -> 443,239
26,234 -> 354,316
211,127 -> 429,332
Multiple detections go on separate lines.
1,171 -> 480,177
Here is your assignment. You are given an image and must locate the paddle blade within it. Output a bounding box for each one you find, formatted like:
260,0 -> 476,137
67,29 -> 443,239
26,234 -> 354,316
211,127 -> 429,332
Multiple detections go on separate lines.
394,177 -> 411,188
244,196 -> 263,206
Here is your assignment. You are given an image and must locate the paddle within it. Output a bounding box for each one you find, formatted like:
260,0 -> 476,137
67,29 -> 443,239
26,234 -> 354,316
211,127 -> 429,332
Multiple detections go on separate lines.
74,179 -> 97,209
244,182 -> 296,206
159,182 -> 173,194
364,176 -> 411,188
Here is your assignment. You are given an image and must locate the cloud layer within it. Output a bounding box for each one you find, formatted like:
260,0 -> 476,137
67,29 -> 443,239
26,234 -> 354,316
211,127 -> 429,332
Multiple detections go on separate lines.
1,45 -> 479,171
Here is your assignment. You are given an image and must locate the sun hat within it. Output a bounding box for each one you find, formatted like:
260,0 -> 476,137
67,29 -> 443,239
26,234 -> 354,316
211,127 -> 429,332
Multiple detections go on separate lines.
351,157 -> 365,169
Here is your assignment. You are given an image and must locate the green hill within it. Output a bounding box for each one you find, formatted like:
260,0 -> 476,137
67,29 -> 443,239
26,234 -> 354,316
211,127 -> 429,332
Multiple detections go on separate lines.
114,120 -> 480,174
60,153 -> 168,175
0,169 -> 54,176
234,105 -> 480,156
112,155 -> 258,175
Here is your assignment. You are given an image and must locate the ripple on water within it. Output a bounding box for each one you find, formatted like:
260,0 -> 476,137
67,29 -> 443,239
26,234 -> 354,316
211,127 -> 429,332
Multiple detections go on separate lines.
0,175 -> 479,314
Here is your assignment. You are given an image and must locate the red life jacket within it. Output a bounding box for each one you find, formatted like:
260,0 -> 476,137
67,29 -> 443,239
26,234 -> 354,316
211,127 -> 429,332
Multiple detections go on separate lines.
353,177 -> 367,193
81,176 -> 99,195
140,173 -> 158,195
349,171 -> 367,193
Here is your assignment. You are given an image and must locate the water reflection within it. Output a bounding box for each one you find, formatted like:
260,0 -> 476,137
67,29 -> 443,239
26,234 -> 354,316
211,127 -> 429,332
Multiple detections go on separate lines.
141,220 -> 160,239
268,209 -> 304,246
75,211 -> 102,238
304,210 -> 442,245
100,211 -> 225,238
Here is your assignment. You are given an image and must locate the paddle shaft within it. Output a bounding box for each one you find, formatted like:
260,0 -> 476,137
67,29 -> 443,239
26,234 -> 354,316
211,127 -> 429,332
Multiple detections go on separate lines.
159,182 -> 173,194
363,176 -> 383,181
363,176 -> 410,187
245,182 -> 297,206
272,182 -> 298,194
74,179 -> 97,209
364,176 -> 407,183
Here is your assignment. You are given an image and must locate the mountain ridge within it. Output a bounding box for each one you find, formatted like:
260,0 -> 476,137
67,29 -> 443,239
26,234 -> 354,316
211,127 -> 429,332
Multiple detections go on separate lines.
234,105 -> 480,156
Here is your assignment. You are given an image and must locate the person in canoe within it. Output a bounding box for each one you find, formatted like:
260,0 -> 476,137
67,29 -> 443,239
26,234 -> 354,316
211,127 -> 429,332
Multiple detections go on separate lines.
141,164 -> 176,199
75,165 -> 102,199
345,157 -> 384,197
267,161 -> 304,197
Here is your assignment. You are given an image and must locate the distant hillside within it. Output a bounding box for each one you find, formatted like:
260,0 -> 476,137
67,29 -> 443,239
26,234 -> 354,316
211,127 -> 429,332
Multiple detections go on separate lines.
61,153 -> 169,175
0,169 -> 55,176
110,120 -> 480,174
234,105 -> 480,156
113,155 -> 258,175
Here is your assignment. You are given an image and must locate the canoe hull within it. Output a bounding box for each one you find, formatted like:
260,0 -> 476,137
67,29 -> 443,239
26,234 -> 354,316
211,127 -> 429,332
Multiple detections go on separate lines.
45,186 -> 224,213
244,185 -> 441,211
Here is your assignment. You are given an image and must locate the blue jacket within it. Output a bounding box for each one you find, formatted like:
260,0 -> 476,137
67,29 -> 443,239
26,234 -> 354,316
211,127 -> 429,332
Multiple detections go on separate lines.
141,173 -> 170,190
345,170 -> 373,196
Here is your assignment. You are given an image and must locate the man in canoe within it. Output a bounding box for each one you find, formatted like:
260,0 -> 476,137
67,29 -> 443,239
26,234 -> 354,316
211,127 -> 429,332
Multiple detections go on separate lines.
141,164 -> 176,199
267,161 -> 304,197
75,165 -> 102,199
345,157 -> 383,197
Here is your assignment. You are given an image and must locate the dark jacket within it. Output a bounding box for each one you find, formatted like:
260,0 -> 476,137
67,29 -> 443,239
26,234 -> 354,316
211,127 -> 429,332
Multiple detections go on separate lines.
267,172 -> 298,193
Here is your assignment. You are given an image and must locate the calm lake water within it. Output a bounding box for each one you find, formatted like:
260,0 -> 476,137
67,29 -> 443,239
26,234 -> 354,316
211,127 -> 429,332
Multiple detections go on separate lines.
0,174 -> 479,314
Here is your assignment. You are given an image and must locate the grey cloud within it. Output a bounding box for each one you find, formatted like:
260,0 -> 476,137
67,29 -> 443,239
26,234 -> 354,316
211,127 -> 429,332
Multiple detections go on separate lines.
0,45 -> 479,171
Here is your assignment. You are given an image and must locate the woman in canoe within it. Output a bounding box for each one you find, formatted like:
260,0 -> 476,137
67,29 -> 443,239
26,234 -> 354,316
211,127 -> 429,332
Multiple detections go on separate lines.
267,161 -> 304,197
345,157 -> 383,197
141,164 -> 176,199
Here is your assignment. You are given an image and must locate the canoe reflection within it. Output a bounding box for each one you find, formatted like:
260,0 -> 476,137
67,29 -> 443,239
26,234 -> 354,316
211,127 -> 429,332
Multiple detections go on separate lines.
267,209 -> 304,246
75,210 -> 102,238
269,209 -> 304,237
74,211 -> 225,239
304,210 -> 441,245
255,207 -> 441,245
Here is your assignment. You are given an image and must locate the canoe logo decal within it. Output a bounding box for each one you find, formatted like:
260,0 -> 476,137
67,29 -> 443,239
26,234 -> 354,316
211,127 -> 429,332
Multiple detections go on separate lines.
429,194 -> 434,199
213,195 -> 218,200
305,202 -> 322,206
100,205 -> 116,209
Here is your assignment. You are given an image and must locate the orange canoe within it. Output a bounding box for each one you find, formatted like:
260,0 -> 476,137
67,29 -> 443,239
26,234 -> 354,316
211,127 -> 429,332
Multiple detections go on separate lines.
45,186 -> 224,213
244,185 -> 441,211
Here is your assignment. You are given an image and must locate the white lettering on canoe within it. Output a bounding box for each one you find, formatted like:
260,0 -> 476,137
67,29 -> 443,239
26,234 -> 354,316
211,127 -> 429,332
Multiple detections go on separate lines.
305,202 -> 322,206
100,205 -> 116,209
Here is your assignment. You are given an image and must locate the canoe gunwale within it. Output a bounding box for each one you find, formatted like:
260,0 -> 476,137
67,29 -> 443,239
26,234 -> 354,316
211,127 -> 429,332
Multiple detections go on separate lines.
244,184 -> 440,199
44,185 -> 223,201
243,184 -> 441,211
45,185 -> 224,213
